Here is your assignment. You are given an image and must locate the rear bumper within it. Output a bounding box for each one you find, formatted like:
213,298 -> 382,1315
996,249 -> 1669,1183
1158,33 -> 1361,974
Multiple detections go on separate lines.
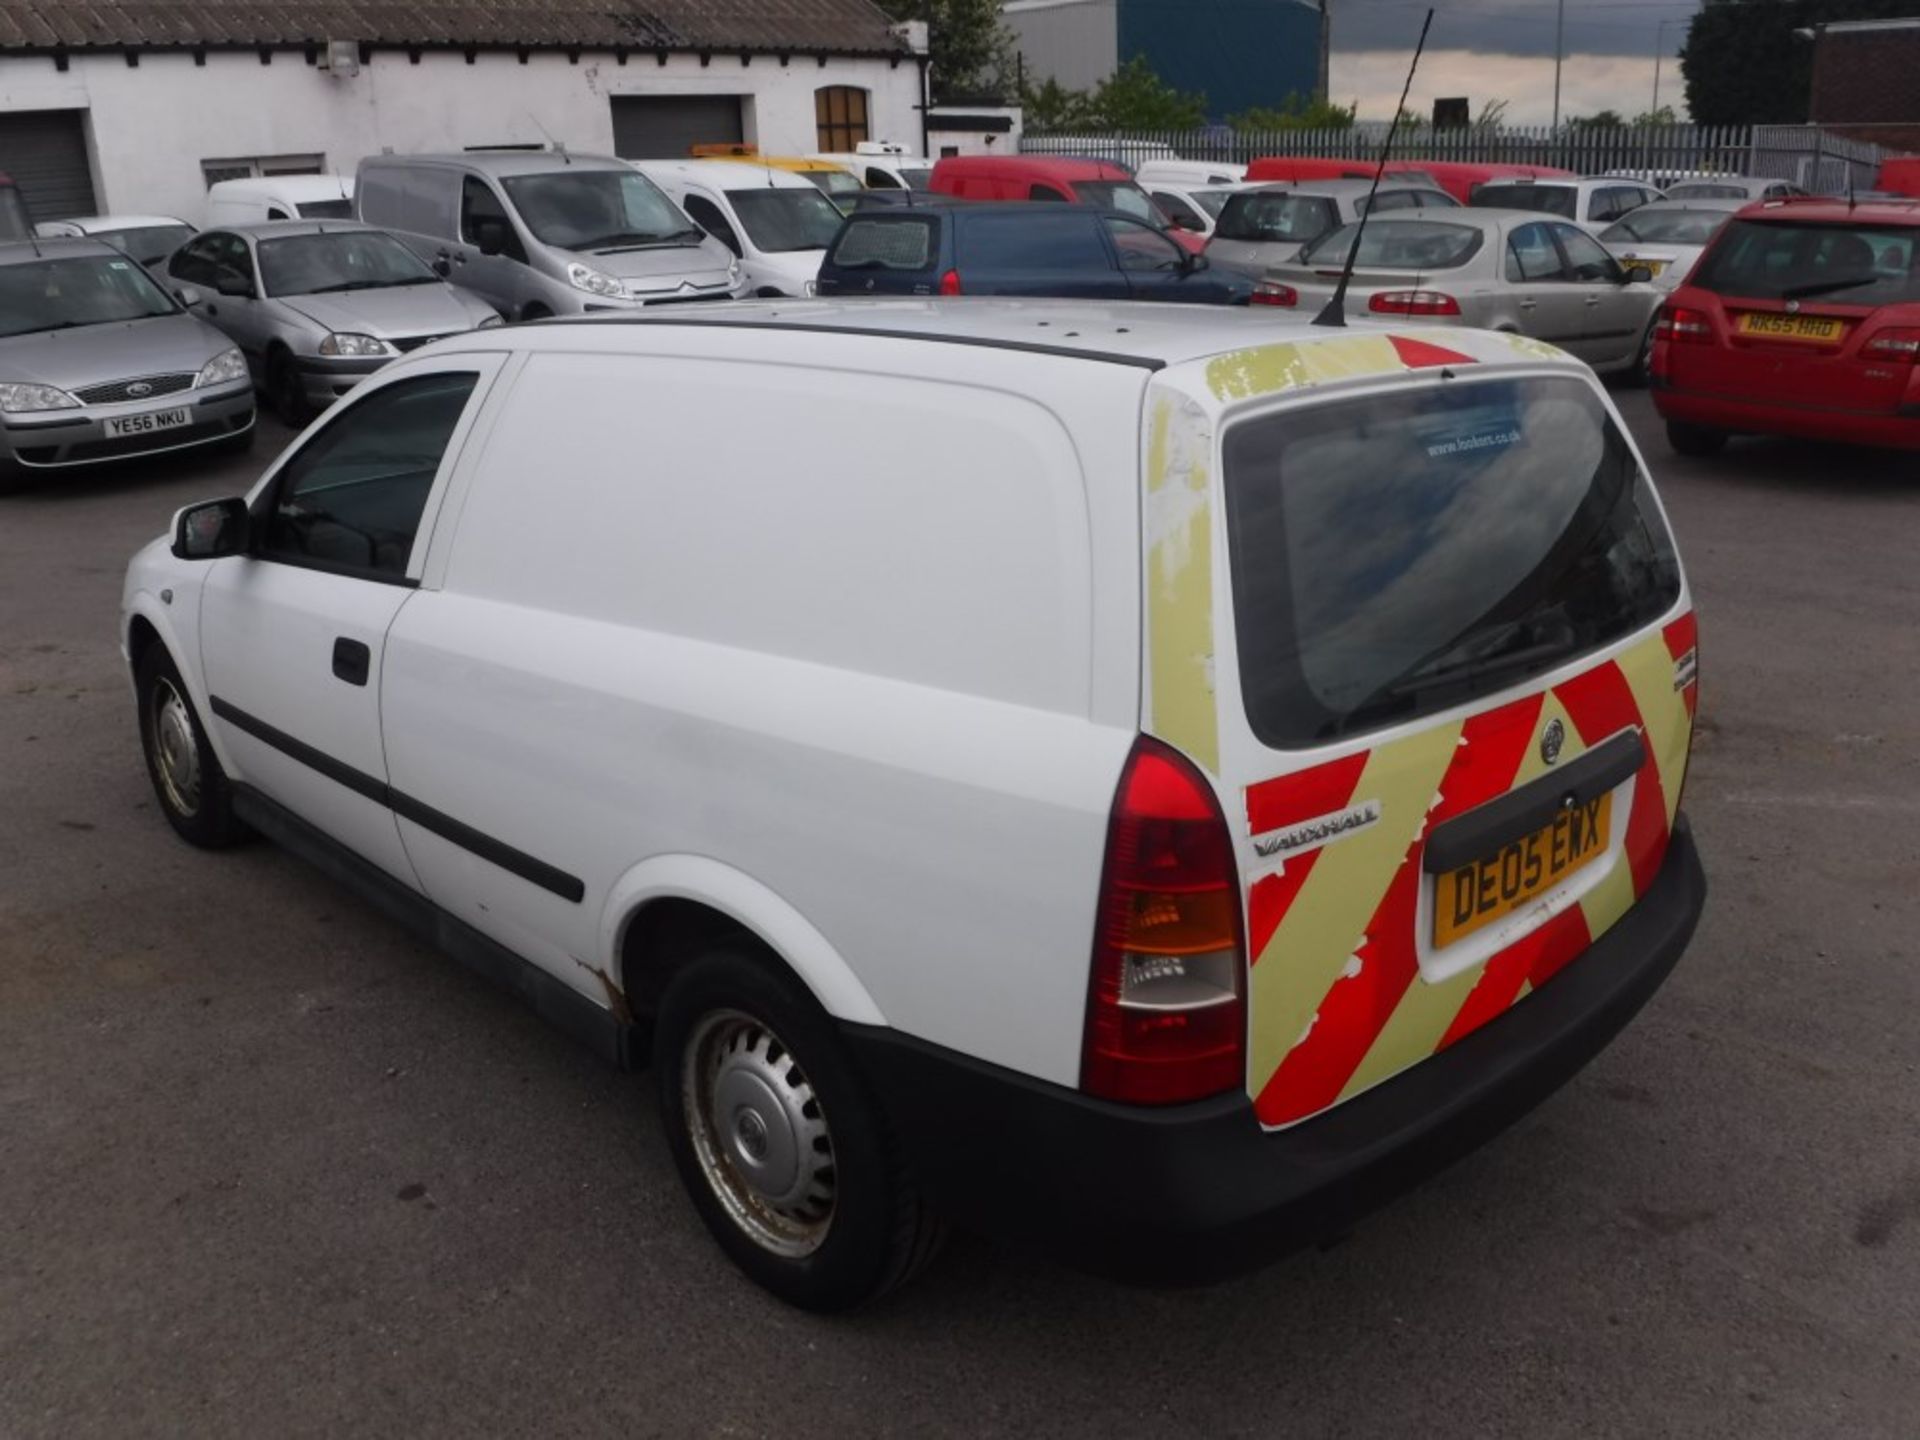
1653,381 -> 1920,450
846,817 -> 1706,1286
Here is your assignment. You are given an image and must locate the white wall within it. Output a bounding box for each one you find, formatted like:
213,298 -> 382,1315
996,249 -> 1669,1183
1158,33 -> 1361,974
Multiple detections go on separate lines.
0,48 -> 924,222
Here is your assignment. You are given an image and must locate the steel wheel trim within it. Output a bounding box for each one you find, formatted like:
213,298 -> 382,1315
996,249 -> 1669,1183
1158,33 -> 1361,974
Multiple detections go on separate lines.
683,1007 -> 836,1258
149,677 -> 201,817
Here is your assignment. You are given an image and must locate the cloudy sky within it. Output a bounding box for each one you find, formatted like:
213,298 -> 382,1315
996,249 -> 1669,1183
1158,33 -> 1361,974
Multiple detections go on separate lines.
1328,0 -> 1703,124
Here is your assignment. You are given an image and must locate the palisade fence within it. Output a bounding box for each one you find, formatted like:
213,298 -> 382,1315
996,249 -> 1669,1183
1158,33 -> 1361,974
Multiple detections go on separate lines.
1019,124 -> 1899,193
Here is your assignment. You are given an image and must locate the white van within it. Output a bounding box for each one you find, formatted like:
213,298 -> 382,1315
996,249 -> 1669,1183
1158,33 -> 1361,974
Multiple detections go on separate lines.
124,301 -> 1706,1311
808,141 -> 934,191
205,175 -> 355,226
630,159 -> 843,297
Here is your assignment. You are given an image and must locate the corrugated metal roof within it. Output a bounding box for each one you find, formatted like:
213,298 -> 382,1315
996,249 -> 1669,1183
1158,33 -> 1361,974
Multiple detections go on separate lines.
0,1 -> 911,54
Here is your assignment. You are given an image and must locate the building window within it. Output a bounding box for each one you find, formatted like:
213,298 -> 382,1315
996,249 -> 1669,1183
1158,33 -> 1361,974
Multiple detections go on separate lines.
200,154 -> 325,187
815,87 -> 869,152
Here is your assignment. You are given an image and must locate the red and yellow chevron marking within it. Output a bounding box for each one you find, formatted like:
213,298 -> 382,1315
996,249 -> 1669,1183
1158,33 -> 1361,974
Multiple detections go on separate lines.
1243,617 -> 1696,1128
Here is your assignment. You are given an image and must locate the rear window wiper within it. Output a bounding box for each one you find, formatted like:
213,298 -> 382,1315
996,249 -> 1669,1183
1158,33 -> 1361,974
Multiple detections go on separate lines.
1779,275 -> 1882,300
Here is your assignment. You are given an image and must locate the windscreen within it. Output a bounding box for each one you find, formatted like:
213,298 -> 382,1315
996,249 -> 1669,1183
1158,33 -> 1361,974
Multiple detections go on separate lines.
0,186 -> 30,240
828,216 -> 935,270
1214,191 -> 1338,245
1072,180 -> 1159,223
802,169 -> 863,196
1192,188 -> 1236,218
726,188 -> 845,253
259,231 -> 437,296
1471,183 -> 1578,218
1601,209 -> 1728,246
501,170 -> 697,251
297,199 -> 355,220
1665,184 -> 1746,200
897,167 -> 934,190
0,254 -> 177,336
1223,376 -> 1680,746
1689,219 -> 1920,305
91,224 -> 196,266
1299,220 -> 1484,270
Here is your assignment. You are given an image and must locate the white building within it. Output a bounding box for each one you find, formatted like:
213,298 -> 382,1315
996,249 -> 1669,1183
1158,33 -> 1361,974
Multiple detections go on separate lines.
0,0 -> 929,224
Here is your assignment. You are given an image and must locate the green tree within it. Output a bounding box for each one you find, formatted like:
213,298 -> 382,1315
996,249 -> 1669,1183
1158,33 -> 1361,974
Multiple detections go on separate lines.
1569,109 -> 1627,130
1020,75 -> 1096,130
1632,105 -> 1679,128
1474,98 -> 1511,131
1229,93 -> 1358,132
1680,0 -> 1914,125
1086,55 -> 1208,129
885,0 -> 1016,102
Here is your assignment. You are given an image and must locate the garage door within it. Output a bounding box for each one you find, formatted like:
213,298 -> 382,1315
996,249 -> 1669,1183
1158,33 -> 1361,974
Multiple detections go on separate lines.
0,109 -> 98,221
610,95 -> 745,160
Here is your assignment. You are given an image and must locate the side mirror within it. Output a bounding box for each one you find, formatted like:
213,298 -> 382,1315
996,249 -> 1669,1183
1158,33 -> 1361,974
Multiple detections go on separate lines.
432,257 -> 451,278
1182,248 -> 1208,273
213,269 -> 253,299
174,285 -> 202,308
475,218 -> 508,257
1625,264 -> 1654,285
170,497 -> 250,560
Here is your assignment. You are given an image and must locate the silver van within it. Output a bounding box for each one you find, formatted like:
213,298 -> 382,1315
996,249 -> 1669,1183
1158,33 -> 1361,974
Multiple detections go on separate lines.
355,151 -> 743,321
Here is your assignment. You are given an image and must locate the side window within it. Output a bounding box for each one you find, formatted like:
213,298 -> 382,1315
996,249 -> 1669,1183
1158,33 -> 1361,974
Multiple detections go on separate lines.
1360,189 -> 1419,215
1028,184 -> 1068,202
959,213 -> 1109,270
1104,215 -> 1185,271
1415,189 -> 1460,208
206,233 -> 255,293
682,194 -> 742,256
1505,222 -> 1565,282
171,235 -> 222,283
260,372 -> 480,579
1557,225 -> 1623,283
266,206 -> 290,221
460,176 -> 526,261
865,166 -> 902,190
1153,191 -> 1205,230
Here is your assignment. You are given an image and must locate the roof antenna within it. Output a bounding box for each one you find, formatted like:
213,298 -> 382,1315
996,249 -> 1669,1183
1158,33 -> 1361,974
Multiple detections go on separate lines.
1847,165 -> 1857,212
1315,8 -> 1434,328
526,113 -> 568,163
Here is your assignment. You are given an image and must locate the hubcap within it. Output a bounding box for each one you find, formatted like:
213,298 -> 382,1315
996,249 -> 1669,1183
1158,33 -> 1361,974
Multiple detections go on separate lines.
149,677 -> 201,817
683,1008 -> 835,1257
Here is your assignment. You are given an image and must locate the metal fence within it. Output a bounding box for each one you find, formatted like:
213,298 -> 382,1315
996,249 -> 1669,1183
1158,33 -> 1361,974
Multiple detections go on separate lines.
1019,124 -> 1900,193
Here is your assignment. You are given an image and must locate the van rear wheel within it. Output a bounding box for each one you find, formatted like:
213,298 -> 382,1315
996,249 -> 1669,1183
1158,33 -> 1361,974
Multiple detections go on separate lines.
655,948 -> 944,1311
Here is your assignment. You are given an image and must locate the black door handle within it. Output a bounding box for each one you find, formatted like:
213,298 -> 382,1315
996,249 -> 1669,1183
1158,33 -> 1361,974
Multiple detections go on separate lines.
332,637 -> 371,686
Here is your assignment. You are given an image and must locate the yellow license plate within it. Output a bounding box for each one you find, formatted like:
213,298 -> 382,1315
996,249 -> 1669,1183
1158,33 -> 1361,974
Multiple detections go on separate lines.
1736,312 -> 1846,344
1434,793 -> 1612,947
1628,257 -> 1668,276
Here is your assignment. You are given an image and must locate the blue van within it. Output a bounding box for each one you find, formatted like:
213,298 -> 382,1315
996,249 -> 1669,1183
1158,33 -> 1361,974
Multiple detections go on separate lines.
815,202 -> 1251,304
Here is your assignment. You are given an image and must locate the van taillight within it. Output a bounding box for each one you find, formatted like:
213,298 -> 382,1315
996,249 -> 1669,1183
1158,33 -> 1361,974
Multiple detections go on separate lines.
1082,736 -> 1245,1106
1654,305 -> 1711,343
1368,289 -> 1461,317
938,268 -> 963,296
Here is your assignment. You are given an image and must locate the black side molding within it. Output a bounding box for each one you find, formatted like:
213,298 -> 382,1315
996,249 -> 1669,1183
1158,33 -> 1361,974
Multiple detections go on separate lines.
1424,728 -> 1646,875
209,695 -> 586,903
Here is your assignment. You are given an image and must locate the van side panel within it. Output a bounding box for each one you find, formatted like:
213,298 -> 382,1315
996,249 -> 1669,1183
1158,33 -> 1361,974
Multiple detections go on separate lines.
381,341 -> 1147,1085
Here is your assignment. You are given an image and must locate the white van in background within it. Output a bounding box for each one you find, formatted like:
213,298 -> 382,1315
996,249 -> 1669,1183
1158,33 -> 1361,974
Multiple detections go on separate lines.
630,159 -> 843,297
205,175 -> 355,226
808,141 -> 934,191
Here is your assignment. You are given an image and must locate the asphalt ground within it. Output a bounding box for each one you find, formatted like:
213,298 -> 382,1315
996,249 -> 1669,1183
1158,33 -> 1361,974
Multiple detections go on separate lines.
2,392 -> 1916,1438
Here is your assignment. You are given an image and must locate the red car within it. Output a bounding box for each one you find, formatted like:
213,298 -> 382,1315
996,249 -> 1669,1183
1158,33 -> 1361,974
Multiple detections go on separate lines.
927,155 -> 1205,253
1651,197 -> 1920,454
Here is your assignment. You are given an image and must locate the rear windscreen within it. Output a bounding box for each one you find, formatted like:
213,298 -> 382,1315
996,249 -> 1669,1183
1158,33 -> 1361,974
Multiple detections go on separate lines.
1601,208 -> 1727,246
829,216 -> 936,270
297,199 -> 355,219
1471,184 -> 1577,219
1299,220 -> 1483,269
1223,376 -> 1681,747
1214,192 -> 1338,244
1690,219 -> 1920,305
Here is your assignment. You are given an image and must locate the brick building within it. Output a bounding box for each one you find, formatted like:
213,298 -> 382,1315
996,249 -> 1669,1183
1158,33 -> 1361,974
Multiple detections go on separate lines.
1807,17 -> 1920,152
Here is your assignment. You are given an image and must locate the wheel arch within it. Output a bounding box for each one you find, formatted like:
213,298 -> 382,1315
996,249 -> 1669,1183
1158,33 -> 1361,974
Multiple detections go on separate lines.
603,855 -> 886,1029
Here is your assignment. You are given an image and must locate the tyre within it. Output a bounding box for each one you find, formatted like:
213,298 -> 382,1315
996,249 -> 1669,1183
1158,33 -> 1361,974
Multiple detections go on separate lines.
655,948 -> 944,1311
1666,420 -> 1728,458
135,644 -> 247,848
267,352 -> 310,427
1627,320 -> 1657,387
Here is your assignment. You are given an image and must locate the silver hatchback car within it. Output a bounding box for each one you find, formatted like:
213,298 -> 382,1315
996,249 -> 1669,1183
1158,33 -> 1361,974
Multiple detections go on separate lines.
0,238 -> 253,490
166,221 -> 501,421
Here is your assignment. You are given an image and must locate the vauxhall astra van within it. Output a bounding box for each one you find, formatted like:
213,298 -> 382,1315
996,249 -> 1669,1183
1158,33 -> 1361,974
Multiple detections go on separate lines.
356,151 -> 743,320
123,300 -> 1706,1311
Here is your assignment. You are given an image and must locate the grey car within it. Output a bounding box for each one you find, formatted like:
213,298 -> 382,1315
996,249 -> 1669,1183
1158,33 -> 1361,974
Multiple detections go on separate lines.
166,221 -> 502,421
1204,178 -> 1459,275
1256,210 -> 1663,377
0,238 -> 254,490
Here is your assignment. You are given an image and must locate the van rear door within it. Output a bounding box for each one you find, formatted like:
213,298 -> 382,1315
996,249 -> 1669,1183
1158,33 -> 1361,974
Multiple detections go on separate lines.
1158,362 -> 1697,1128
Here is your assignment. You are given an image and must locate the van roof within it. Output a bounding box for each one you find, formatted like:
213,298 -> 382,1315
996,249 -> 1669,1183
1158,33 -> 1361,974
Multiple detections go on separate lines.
208,175 -> 354,199
933,155 -> 1132,181
431,297 -> 1587,389
632,158 -> 820,189
364,151 -> 629,178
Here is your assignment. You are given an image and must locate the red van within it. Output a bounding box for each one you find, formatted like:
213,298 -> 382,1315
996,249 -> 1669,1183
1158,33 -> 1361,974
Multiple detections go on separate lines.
1416,162 -> 1575,203
1245,156 -> 1383,184
1878,158 -> 1920,199
1246,157 -> 1572,203
0,174 -> 31,241
927,155 -> 1204,252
